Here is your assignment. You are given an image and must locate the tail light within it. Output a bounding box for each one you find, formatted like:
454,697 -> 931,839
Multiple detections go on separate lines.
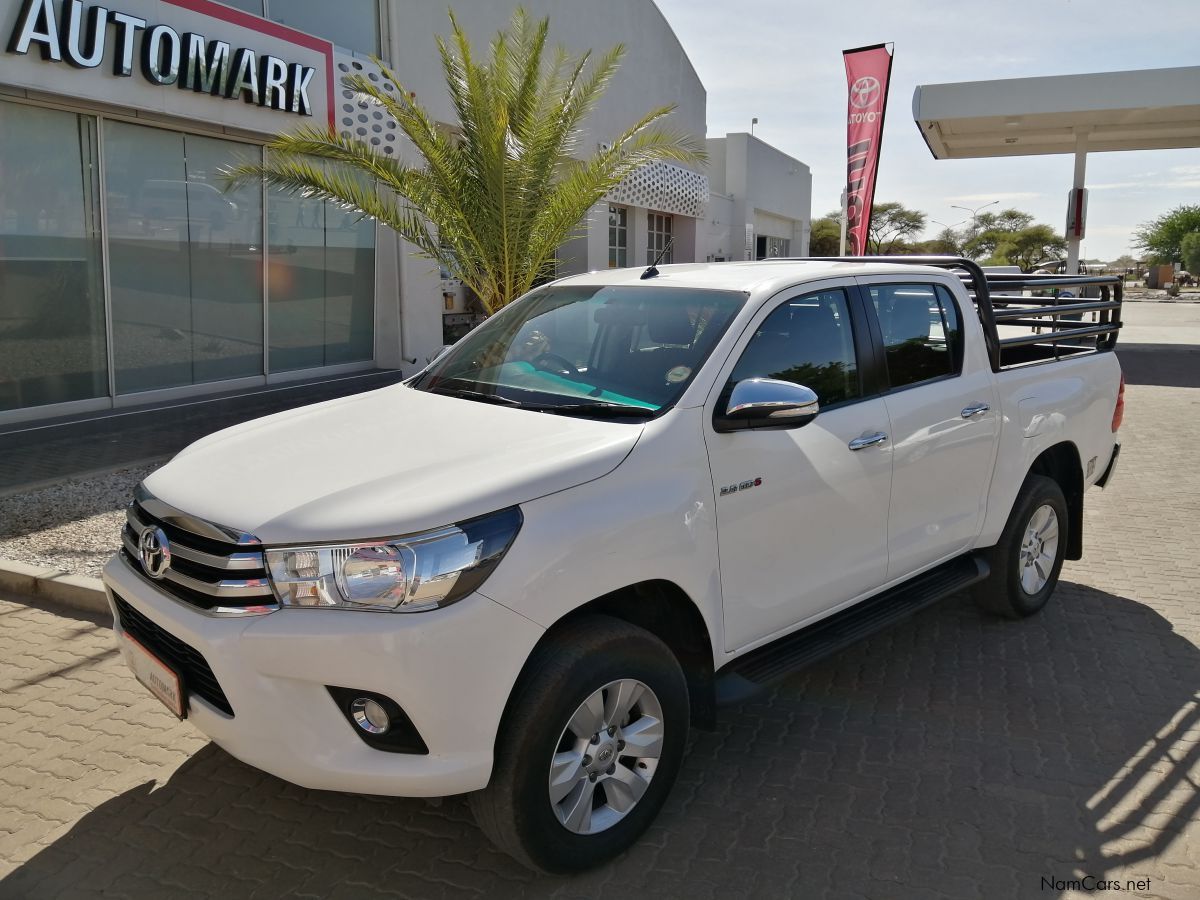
1112,372 -> 1125,432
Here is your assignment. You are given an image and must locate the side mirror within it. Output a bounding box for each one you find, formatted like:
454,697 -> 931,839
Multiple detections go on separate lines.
714,378 -> 820,432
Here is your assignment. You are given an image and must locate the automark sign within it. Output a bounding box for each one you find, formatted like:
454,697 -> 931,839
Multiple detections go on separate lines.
1,0 -> 333,132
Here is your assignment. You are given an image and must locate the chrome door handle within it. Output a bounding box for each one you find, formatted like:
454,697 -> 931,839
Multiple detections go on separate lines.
848,432 -> 888,451
961,403 -> 990,419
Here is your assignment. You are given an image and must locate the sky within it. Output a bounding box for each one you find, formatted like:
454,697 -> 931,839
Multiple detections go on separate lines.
655,0 -> 1200,260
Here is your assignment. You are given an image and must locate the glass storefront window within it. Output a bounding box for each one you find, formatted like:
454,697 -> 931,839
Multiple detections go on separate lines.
212,1 -> 381,55
105,122 -> 265,395
268,0 -> 381,55
647,212 -> 673,264
3,105 -> 377,418
608,205 -> 628,268
0,101 -> 107,413
268,189 -> 375,372
215,0 -> 266,13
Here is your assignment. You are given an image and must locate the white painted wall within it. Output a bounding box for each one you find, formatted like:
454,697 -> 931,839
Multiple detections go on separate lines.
382,0 -> 706,159
704,133 -> 812,261
700,192 -> 737,261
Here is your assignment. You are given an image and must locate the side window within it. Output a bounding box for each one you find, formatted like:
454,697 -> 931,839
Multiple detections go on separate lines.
729,288 -> 861,407
868,282 -> 963,389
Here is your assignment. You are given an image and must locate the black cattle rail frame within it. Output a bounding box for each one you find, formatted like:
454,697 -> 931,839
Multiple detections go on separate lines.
799,256 -> 1123,372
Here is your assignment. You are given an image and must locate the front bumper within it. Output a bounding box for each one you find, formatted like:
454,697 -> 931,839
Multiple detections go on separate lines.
103,553 -> 543,797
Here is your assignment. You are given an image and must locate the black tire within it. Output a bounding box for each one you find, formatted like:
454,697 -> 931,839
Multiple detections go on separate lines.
469,615 -> 689,873
976,474 -> 1068,619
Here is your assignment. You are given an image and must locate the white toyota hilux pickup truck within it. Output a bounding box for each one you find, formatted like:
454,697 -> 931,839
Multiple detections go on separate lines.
104,257 -> 1124,872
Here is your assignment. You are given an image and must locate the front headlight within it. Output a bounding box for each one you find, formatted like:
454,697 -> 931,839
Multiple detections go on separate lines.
265,507 -> 522,612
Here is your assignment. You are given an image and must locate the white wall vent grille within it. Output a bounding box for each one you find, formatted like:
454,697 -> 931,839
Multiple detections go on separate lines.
334,52 -> 403,158
333,53 -> 709,221
605,162 -> 708,219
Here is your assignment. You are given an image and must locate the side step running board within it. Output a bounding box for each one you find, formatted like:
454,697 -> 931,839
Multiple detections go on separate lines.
715,554 -> 989,705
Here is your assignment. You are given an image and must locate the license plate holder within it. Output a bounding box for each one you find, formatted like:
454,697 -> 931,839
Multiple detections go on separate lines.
121,632 -> 187,719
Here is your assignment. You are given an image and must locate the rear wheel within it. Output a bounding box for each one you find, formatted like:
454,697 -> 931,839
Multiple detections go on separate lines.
469,615 -> 689,872
976,474 -> 1068,618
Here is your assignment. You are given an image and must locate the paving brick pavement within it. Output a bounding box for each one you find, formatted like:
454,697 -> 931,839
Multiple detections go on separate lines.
1,350 -> 1198,900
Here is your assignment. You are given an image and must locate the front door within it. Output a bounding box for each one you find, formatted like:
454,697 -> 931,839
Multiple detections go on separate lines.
705,285 -> 893,652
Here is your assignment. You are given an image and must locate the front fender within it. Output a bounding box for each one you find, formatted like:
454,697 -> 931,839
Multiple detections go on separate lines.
477,406 -> 724,666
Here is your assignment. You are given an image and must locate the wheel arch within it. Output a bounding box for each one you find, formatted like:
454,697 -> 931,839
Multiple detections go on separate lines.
1027,441 -> 1084,560
500,581 -> 717,735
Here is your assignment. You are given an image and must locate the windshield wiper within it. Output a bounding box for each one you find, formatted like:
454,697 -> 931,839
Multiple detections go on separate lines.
429,386 -> 654,418
429,387 -> 522,407
525,402 -> 656,419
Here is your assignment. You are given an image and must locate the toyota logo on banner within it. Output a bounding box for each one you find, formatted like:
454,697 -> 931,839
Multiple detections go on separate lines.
849,76 -> 881,110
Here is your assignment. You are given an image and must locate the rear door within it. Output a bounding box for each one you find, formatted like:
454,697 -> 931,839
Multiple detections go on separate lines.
856,277 -> 999,580
704,282 -> 893,651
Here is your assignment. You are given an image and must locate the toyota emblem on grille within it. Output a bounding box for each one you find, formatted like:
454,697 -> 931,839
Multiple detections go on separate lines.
138,526 -> 172,580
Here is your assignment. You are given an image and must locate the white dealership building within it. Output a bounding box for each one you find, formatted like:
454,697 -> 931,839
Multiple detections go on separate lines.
0,0 -> 811,424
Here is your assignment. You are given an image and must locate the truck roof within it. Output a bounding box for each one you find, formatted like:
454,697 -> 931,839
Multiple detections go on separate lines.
555,254 -> 1125,374
553,259 -> 958,294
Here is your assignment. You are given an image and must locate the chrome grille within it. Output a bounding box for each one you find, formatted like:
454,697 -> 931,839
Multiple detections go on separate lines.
122,487 -> 278,615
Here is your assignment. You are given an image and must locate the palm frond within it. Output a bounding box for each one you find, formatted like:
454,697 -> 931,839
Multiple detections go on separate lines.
221,5 -> 706,312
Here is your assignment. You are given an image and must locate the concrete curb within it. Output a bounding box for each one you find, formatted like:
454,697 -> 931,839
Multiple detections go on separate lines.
0,559 -> 109,615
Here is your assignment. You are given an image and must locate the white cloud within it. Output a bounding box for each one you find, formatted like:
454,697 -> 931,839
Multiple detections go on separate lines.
1092,176 -> 1200,191
946,191 -> 1042,203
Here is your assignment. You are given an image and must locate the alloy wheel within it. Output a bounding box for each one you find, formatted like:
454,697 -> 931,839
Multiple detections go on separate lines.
1018,503 -> 1060,594
548,679 -> 665,835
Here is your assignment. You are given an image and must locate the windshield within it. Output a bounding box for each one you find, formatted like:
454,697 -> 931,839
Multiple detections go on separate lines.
411,284 -> 746,416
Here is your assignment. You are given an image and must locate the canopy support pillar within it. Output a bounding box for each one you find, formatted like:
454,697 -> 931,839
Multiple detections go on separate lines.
1066,131 -> 1088,274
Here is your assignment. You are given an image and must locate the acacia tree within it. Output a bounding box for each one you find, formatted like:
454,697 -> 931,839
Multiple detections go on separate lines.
1135,205 -> 1200,263
866,202 -> 927,254
960,208 -> 1033,247
961,209 -> 1036,259
959,208 -> 1066,272
809,214 -> 842,255
980,224 -> 1067,272
225,8 -> 704,312
900,229 -> 959,256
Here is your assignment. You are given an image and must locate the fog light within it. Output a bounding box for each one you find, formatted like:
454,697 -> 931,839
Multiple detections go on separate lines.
351,697 -> 391,734
327,686 -> 428,753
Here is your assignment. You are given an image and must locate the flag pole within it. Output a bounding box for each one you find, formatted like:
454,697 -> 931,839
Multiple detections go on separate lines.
838,188 -> 848,256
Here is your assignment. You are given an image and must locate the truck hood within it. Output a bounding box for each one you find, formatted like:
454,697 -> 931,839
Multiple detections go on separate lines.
143,384 -> 643,544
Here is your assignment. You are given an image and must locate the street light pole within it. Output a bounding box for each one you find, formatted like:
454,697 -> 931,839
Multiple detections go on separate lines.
950,200 -> 999,235
930,218 -> 966,252
751,117 -> 758,136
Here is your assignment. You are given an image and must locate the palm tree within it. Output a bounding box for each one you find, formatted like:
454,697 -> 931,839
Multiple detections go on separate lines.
224,8 -> 705,313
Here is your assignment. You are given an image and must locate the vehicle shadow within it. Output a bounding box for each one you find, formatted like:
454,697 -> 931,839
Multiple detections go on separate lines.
1117,345 -> 1200,389
2,581 -> 1196,899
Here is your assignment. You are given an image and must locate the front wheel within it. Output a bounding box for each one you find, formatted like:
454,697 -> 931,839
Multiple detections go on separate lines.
469,615 -> 689,872
976,474 -> 1068,618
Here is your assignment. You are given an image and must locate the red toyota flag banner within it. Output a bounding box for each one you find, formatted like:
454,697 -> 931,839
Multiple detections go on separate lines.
842,43 -> 893,255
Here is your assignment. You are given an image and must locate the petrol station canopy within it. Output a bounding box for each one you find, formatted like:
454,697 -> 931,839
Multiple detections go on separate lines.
912,66 -> 1200,159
